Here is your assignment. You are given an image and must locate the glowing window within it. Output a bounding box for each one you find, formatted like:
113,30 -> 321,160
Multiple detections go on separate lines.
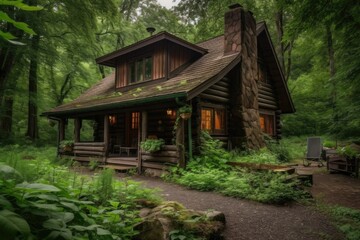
201,107 -> 225,134
260,114 -> 274,136
131,112 -> 139,129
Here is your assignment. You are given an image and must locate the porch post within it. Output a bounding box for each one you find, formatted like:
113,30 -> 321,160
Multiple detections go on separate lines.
176,117 -> 185,168
57,118 -> 66,156
104,115 -> 109,158
74,118 -> 81,143
139,111 -> 147,173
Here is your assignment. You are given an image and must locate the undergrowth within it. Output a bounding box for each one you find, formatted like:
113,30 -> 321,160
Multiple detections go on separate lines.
164,132 -> 308,204
317,204 -> 360,240
0,145 -> 161,239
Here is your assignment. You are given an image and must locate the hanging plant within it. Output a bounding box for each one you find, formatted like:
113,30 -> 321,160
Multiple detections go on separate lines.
178,105 -> 192,119
59,140 -> 74,153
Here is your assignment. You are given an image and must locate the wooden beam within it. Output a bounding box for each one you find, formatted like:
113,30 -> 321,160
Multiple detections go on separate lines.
104,115 -> 109,157
139,111 -> 147,173
74,118 -> 81,142
59,119 -> 65,142
176,117 -> 185,168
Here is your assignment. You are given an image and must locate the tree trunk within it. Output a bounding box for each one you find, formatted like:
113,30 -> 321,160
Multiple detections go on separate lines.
275,8 -> 285,72
26,34 -> 40,140
326,25 -> 337,146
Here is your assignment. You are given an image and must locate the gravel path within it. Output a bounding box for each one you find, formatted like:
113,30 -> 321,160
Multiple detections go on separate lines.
128,175 -> 344,240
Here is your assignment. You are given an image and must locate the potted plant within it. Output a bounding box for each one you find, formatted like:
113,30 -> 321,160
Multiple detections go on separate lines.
59,140 -> 74,153
140,138 -> 165,153
178,105 -> 192,120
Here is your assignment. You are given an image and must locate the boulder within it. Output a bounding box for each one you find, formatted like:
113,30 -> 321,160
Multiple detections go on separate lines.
134,201 -> 226,240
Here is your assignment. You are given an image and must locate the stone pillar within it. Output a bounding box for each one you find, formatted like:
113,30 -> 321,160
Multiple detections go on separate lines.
226,4 -> 265,149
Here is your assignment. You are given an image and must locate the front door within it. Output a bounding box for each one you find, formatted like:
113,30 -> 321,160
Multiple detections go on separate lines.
125,112 -> 139,147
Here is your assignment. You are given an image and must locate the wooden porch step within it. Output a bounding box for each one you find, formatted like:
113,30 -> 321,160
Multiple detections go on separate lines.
99,164 -> 137,171
106,158 -> 138,166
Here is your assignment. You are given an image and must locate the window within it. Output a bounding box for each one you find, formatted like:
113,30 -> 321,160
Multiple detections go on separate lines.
131,112 -> 139,129
128,56 -> 152,84
260,113 -> 274,136
201,107 -> 226,134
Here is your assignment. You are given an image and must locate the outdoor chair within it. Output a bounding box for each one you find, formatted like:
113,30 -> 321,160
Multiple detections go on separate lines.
303,137 -> 324,167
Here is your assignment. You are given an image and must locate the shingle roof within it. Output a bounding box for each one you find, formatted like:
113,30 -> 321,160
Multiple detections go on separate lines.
43,22 -> 294,116
44,35 -> 240,116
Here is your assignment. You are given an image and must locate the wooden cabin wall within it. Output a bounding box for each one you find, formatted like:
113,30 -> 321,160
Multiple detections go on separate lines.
168,42 -> 194,72
116,61 -> 127,88
197,78 -> 230,147
152,43 -> 166,80
108,113 -> 126,147
147,110 -> 176,144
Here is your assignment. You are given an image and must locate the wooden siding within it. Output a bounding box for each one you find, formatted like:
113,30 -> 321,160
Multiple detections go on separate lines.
199,78 -> 230,104
168,43 -> 194,72
141,145 -> 178,170
152,44 -> 166,79
73,142 -> 106,162
116,61 -> 127,88
258,82 -> 278,110
147,110 -> 176,144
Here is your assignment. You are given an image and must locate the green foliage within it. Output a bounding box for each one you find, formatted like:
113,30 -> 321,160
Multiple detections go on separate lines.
165,133 -> 307,204
318,205 -> 360,240
337,146 -> 359,159
178,105 -> 192,114
323,140 -> 336,148
140,138 -> 165,153
88,159 -> 100,171
265,138 -> 291,163
59,140 -> 74,148
0,145 -> 161,239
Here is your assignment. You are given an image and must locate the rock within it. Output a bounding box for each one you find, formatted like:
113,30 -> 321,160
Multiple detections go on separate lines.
135,201 -> 226,240
205,210 -> 226,224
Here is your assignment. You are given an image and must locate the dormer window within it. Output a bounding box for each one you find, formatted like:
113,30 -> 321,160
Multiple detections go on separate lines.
128,56 -> 152,84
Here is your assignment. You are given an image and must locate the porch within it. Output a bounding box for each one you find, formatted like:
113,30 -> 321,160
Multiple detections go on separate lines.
57,106 -> 188,172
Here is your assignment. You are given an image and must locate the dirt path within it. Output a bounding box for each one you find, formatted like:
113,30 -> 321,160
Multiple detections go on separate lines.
129,175 -> 344,240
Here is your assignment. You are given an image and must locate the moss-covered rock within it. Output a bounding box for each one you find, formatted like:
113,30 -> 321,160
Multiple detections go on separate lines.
134,201 -> 225,240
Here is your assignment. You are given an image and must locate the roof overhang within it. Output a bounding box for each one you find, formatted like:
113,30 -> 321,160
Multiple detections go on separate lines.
96,32 -> 208,67
42,92 -> 187,117
256,22 -> 295,114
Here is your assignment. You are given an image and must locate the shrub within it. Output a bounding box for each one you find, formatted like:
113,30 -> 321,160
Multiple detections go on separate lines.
140,138 -> 165,152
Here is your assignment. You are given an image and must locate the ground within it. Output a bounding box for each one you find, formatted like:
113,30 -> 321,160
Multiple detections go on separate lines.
116,163 -> 360,240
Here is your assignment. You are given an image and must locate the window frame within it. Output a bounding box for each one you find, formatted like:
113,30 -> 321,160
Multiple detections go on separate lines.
127,55 -> 153,85
259,110 -> 275,136
200,105 -> 226,135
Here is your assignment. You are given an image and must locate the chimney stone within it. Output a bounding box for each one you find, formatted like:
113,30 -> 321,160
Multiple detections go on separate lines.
226,5 -> 265,150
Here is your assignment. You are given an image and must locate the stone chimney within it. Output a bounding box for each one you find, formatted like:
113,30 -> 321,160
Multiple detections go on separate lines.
226,4 -> 265,150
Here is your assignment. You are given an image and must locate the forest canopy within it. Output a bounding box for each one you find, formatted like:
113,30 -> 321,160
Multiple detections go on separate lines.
0,0 -> 359,144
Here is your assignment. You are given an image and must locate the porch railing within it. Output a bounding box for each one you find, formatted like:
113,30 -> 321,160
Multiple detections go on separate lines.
141,145 -> 179,170
73,142 -> 106,163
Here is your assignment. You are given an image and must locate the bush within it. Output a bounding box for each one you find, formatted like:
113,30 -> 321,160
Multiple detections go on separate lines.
140,138 -> 165,153
165,132 -> 307,204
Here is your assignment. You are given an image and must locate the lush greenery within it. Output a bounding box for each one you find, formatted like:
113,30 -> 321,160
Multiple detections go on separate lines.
318,204 -> 360,240
165,132 -> 308,204
140,138 -> 165,153
0,145 -> 161,239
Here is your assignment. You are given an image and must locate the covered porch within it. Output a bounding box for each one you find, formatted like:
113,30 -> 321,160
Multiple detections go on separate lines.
56,104 -> 188,173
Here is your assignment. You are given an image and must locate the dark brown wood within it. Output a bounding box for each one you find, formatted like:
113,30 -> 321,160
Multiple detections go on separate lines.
59,119 -> 65,142
161,145 -> 177,151
258,98 -> 277,106
142,150 -> 179,158
176,117 -> 185,168
204,88 -> 230,98
104,115 -> 109,155
99,164 -> 137,171
199,93 -> 229,103
73,150 -> 105,156
142,162 -> 172,170
73,146 -> 105,152
74,118 -> 81,142
107,157 -> 138,166
259,102 -> 277,110
141,155 -> 179,163
210,84 -> 229,93
74,142 -> 105,147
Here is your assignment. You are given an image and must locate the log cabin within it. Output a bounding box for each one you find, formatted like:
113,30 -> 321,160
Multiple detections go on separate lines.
43,4 -> 295,173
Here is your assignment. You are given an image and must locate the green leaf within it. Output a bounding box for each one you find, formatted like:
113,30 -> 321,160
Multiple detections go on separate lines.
31,202 -> 62,211
43,219 -> 64,230
0,0 -> 43,11
0,195 -> 13,210
50,212 -> 74,223
0,210 -> 30,238
0,163 -> 21,176
97,227 -> 111,235
16,182 -> 61,192
60,201 -> 79,212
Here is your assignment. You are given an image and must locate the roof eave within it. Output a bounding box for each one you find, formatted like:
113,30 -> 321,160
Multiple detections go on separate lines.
96,32 -> 208,67
42,92 -> 187,117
